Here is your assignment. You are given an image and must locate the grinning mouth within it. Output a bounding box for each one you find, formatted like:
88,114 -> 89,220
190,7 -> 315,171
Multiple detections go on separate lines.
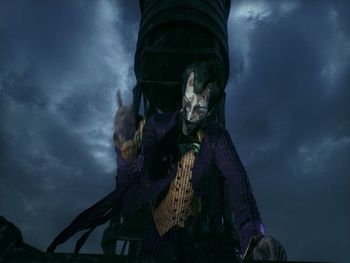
184,119 -> 196,129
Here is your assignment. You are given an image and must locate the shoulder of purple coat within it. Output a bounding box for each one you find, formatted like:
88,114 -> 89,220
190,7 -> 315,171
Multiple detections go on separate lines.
204,120 -> 228,143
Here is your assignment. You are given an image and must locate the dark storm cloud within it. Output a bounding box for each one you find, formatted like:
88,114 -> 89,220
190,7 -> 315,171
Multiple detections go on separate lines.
227,1 -> 350,262
0,0 -> 349,262
0,0 -> 139,253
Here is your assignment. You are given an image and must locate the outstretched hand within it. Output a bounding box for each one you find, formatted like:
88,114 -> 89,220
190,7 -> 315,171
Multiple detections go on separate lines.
114,90 -> 136,146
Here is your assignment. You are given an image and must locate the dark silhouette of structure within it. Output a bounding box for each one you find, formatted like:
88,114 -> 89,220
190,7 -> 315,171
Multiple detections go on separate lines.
133,0 -> 230,122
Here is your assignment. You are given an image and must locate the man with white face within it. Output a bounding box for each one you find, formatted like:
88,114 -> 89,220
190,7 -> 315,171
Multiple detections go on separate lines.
137,61 -> 284,260
182,71 -> 211,135
48,60 -> 286,262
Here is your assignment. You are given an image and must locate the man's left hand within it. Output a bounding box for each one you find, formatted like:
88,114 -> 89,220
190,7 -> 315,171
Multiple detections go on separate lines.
245,235 -> 287,261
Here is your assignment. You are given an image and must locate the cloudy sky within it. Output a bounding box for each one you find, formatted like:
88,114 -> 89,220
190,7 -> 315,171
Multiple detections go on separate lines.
0,0 -> 349,262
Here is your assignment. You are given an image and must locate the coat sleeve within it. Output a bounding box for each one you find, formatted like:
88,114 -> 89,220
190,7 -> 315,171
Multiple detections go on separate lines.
116,115 -> 159,217
115,117 -> 156,191
213,126 -> 265,254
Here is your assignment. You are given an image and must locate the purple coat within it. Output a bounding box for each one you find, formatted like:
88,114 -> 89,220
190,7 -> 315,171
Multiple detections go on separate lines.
47,111 -> 264,254
117,111 -> 264,253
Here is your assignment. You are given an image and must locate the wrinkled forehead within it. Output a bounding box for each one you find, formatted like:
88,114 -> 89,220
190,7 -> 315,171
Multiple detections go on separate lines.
184,72 -> 210,106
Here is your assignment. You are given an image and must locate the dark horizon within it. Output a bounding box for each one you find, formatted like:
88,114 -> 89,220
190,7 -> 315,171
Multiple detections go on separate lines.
0,1 -> 349,262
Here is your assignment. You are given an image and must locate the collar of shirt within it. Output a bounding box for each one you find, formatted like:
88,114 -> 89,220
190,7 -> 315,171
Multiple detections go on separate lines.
178,129 -> 204,156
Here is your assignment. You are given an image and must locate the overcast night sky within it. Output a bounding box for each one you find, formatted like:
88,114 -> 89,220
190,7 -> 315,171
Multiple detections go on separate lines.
0,1 -> 349,262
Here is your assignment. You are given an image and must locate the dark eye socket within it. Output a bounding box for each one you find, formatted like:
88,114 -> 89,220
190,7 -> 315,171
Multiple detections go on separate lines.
183,97 -> 191,106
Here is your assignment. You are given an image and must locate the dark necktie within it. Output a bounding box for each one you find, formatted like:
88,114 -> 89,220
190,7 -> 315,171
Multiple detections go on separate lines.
178,133 -> 201,156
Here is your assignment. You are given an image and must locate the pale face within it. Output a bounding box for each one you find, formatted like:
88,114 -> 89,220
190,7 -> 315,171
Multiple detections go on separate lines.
182,72 -> 211,135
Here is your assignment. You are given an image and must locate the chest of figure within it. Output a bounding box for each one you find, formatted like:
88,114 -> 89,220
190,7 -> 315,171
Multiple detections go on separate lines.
152,149 -> 202,235
153,128 -> 213,188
